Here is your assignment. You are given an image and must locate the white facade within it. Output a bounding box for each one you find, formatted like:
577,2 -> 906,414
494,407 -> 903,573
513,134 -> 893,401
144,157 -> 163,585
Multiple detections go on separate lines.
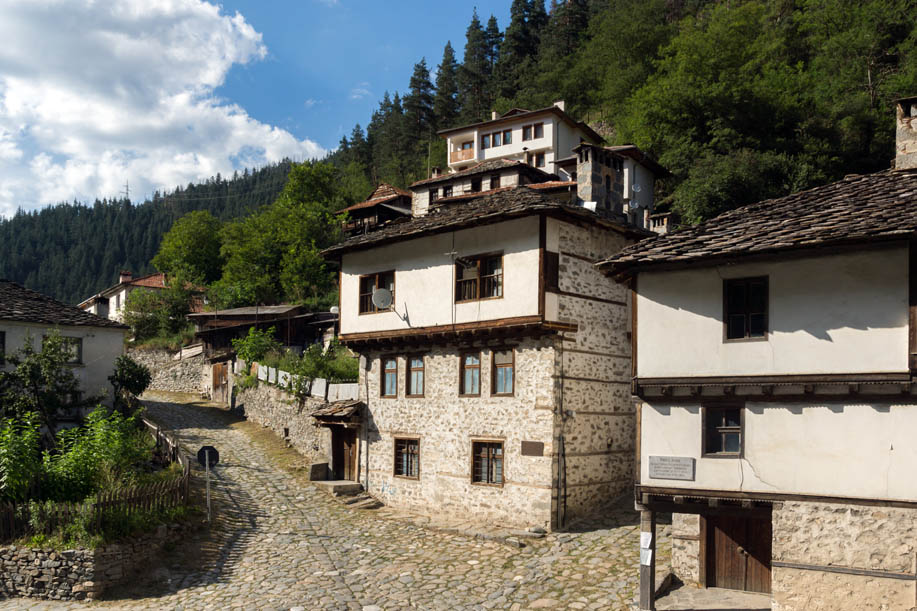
0,320 -> 126,401
636,247 -> 909,378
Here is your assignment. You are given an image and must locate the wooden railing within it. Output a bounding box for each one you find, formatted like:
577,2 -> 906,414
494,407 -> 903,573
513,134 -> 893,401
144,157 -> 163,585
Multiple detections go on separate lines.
450,148 -> 475,163
0,418 -> 192,543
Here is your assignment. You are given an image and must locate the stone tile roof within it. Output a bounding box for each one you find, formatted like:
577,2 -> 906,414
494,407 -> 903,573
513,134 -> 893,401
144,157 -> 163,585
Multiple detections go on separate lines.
337,183 -> 412,213
312,400 -> 362,418
0,280 -> 129,329
436,105 -> 605,144
128,272 -> 167,289
323,186 -> 650,257
599,169 -> 917,277
428,180 -> 576,206
410,159 -> 554,188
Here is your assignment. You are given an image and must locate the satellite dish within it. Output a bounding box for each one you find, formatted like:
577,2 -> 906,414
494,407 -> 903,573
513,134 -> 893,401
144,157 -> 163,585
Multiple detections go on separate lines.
632,183 -> 642,193
371,288 -> 393,310
329,306 -> 340,314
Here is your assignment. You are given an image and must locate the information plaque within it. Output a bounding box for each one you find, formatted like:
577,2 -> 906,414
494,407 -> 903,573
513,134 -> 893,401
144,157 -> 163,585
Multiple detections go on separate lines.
648,456 -> 695,481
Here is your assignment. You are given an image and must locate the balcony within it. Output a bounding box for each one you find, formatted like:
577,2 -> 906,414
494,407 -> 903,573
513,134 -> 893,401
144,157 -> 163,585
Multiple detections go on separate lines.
450,148 -> 475,164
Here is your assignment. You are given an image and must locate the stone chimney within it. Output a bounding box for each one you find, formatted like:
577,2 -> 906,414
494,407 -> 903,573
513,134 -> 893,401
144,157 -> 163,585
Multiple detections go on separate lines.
119,270 -> 133,283
431,167 -> 441,178
896,97 -> 917,170
553,100 -> 565,112
491,110 -> 499,120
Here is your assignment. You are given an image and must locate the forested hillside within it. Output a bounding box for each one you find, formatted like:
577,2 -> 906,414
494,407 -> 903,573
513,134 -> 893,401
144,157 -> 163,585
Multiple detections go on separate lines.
0,162 -> 293,304
329,0 -> 917,222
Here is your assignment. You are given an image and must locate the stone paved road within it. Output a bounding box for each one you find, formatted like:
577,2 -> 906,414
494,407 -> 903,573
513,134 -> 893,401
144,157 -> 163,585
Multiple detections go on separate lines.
1,395 -> 667,611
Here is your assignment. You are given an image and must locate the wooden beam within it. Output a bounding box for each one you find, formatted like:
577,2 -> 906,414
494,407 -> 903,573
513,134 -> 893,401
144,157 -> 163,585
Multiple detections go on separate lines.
639,509 -> 656,611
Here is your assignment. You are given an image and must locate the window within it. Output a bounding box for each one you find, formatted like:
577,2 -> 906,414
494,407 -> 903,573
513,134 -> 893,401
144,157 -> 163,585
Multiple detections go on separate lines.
534,152 -> 545,168
492,350 -> 514,395
490,174 -> 501,189
394,438 -> 419,478
503,129 -> 512,145
455,253 -> 503,302
407,356 -> 424,397
358,271 -> 395,314
430,188 -> 438,202
461,141 -> 473,150
481,134 -> 491,149
470,177 -> 481,192
533,122 -> 544,138
472,441 -> 503,485
522,125 -> 532,141
492,132 -> 502,147
704,406 -> 743,456
381,357 -> 398,397
443,185 -> 453,198
460,353 -> 481,396
44,336 -> 82,364
724,277 -> 768,340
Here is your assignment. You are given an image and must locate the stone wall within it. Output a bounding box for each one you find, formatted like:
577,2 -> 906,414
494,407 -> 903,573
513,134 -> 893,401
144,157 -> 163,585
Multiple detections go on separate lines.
128,348 -> 205,394
236,383 -> 331,465
669,513 -> 702,586
772,501 -> 917,611
0,523 -> 188,601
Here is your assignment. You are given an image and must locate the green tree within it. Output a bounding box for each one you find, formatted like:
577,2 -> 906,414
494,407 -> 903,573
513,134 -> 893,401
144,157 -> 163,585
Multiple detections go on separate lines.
434,42 -> 461,129
458,10 -> 492,122
151,210 -> 223,284
404,59 -> 436,141
231,326 -> 281,364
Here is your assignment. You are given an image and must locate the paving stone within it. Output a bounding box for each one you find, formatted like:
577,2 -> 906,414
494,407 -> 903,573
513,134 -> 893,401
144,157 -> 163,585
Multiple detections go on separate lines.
0,392 -> 670,610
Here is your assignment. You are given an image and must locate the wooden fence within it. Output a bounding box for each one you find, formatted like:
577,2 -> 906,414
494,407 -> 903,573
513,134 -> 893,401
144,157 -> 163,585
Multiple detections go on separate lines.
0,418 -> 192,543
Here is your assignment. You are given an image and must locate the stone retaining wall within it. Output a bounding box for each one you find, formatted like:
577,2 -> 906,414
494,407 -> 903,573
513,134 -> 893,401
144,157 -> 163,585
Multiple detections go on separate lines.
0,522 -> 189,601
128,348 -> 206,394
236,383 -> 331,465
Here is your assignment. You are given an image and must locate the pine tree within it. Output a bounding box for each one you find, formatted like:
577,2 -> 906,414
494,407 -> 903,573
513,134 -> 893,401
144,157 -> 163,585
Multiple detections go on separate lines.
433,42 -> 460,129
458,10 -> 492,123
404,58 -> 436,141
484,16 -> 503,76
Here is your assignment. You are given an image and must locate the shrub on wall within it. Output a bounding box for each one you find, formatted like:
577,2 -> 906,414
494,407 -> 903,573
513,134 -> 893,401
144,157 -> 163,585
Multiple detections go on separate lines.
231,326 -> 281,364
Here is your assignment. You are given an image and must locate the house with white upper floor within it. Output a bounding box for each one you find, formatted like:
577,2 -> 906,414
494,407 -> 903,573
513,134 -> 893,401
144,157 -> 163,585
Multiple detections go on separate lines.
599,97 -> 917,611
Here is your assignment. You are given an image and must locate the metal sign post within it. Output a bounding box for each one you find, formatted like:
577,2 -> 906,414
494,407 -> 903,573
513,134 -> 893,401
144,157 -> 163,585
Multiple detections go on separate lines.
197,446 -> 220,524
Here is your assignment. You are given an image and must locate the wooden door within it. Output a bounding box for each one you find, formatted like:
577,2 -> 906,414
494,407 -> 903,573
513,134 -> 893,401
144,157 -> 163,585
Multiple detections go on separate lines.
706,513 -> 772,594
212,363 -> 228,404
332,428 -> 358,480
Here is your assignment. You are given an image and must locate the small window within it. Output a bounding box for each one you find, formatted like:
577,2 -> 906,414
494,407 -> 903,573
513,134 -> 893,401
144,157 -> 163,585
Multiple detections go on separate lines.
472,441 -> 503,485
503,129 -> 512,145
481,134 -> 490,149
533,122 -> 544,138
430,188 -> 438,202
534,152 -> 545,168
443,185 -> 453,198
359,271 -> 395,314
460,353 -> 481,396
407,356 -> 424,397
522,125 -> 532,141
492,350 -> 514,395
455,253 -> 503,302
381,357 -> 398,397
724,277 -> 768,340
470,178 -> 481,193
704,406 -> 743,456
492,132 -> 501,147
394,438 -> 419,478
461,141 -> 473,150
490,174 -> 501,189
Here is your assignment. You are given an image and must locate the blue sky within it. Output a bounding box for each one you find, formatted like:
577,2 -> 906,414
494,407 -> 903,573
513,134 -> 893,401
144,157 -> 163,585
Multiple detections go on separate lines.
216,0 -> 512,148
0,0 -> 514,216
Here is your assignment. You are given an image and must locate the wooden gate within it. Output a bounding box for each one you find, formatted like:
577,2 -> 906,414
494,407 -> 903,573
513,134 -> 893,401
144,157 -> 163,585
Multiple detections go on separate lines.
706,513 -> 772,594
212,362 -> 228,404
331,427 -> 357,480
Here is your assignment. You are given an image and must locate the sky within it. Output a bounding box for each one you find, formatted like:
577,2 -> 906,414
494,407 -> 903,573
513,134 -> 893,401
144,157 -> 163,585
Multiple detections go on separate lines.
0,0 -> 513,217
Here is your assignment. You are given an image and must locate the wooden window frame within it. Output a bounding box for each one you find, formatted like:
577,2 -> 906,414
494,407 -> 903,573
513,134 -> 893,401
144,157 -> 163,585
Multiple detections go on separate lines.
359,270 -> 396,315
723,276 -> 768,342
481,134 -> 490,149
455,252 -> 504,303
471,439 -> 505,487
461,141 -> 473,150
470,177 -> 481,193
492,131 -> 502,147
429,188 -> 438,202
406,354 -> 425,398
533,122 -> 544,139
443,185 -> 453,198
380,356 -> 398,398
534,152 -> 545,168
459,352 -> 481,397
522,125 -> 533,141
701,404 -> 744,458
491,348 -> 515,397
503,129 -> 512,145
490,174 -> 501,189
393,437 -> 420,480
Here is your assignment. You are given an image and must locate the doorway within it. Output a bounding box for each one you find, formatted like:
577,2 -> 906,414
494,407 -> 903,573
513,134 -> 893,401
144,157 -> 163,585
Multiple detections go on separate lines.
706,513 -> 772,594
331,427 -> 357,481
212,362 -> 228,404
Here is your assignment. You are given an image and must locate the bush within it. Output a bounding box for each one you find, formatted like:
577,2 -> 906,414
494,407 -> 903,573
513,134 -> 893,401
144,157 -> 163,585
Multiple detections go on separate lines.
0,413 -> 42,502
109,355 -> 152,414
231,326 -> 281,364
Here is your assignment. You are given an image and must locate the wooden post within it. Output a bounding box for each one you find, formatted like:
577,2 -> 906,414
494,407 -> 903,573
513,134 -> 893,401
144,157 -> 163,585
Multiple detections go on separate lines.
639,509 -> 656,611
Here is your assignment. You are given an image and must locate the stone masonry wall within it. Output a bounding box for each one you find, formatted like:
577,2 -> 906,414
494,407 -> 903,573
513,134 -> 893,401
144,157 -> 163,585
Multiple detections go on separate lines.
0,523 -> 188,601
553,219 -> 636,522
128,348 -> 205,394
772,501 -> 917,611
361,337 -> 557,531
670,513 -> 702,586
236,383 -> 331,466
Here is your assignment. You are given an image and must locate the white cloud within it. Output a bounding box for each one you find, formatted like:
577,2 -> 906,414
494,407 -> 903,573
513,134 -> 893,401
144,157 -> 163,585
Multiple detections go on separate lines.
303,98 -> 320,110
349,83 -> 372,100
0,0 -> 326,216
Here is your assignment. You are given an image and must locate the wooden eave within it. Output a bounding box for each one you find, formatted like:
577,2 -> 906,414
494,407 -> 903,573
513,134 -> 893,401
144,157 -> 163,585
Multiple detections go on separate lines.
338,315 -> 577,350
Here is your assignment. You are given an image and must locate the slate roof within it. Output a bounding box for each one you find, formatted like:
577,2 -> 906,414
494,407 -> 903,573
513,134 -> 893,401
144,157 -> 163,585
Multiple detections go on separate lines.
427,180 -> 576,206
337,183 -> 412,213
0,280 -> 129,329
436,105 -> 605,144
188,305 -> 301,318
323,186 -> 650,257
312,400 -> 363,419
598,169 -> 917,278
410,159 -> 555,188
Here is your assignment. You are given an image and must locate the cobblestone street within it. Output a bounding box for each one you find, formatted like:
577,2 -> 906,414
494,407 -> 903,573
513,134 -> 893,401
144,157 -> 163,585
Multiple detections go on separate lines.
1,394 -> 668,611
